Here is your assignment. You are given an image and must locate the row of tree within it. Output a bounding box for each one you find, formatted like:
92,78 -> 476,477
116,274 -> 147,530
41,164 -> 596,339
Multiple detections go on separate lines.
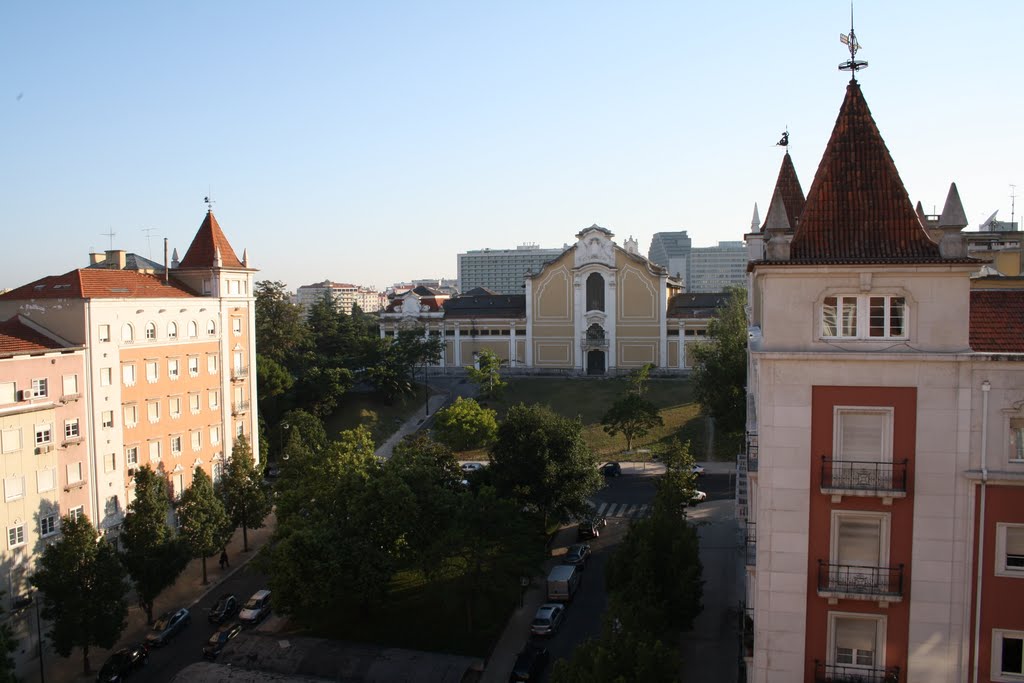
29,437 -> 271,675
551,439 -> 705,682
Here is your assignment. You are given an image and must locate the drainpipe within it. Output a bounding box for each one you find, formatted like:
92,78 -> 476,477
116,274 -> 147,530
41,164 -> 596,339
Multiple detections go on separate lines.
972,380 -> 991,683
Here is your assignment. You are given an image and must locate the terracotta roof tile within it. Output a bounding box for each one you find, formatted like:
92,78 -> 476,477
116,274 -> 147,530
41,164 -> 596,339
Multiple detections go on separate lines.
760,152 -> 805,234
0,317 -> 64,354
970,290 -> 1024,353
790,81 -> 942,263
0,269 -> 197,300
179,211 -> 244,269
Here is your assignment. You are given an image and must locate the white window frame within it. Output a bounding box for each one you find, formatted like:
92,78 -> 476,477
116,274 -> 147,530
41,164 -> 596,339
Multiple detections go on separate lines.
145,321 -> 157,340
1009,417 -> 1024,464
828,611 -> 885,672
188,356 -> 200,377
167,321 -> 178,339
833,407 -> 894,463
233,318 -> 242,335
146,360 -> 159,383
39,513 -> 58,538
149,440 -> 161,461
37,467 -> 56,492
191,430 -> 202,452
7,524 -> 25,549
208,354 -> 218,374
102,410 -> 114,429
122,363 -> 137,387
122,323 -> 134,343
4,476 -> 25,502
187,321 -> 198,338
171,435 -> 182,456
830,509 -> 891,569
124,405 -> 138,428
821,293 -> 909,341
31,377 -> 48,398
68,506 -> 83,521
98,324 -> 111,342
100,367 -> 112,386
992,629 -> 1024,682
126,446 -> 139,466
169,396 -> 182,419
64,419 -> 80,440
1,428 -> 20,454
209,391 -> 219,410
210,425 -> 220,446
207,320 -> 217,336
66,462 -> 83,485
104,452 -> 116,473
35,423 -> 53,445
996,524 -> 1024,578
62,374 -> 78,396
147,401 -> 160,424
190,393 -> 201,414
168,358 -> 180,380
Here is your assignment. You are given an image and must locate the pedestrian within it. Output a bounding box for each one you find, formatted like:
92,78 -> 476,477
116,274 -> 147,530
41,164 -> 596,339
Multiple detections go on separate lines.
219,549 -> 229,570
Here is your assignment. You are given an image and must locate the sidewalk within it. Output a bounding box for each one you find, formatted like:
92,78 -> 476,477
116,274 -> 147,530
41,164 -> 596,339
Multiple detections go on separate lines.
24,512 -> 277,683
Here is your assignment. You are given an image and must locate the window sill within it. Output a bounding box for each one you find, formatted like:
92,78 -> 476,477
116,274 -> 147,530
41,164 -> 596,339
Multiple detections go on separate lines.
64,480 -> 87,492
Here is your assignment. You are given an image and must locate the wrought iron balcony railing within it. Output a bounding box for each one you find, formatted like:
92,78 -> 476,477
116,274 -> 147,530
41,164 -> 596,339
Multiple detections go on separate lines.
232,401 -> 251,415
745,522 -> 757,567
817,561 -> 904,601
231,366 -> 249,380
746,432 -> 758,472
814,660 -> 900,683
820,457 -> 908,495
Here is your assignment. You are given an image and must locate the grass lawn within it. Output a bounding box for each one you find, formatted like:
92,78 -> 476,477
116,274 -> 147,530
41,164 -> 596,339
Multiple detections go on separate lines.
322,384 -> 438,447
474,377 -> 739,461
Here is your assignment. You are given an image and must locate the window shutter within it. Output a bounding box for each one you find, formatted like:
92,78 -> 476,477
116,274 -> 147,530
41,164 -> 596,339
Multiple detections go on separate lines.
835,617 -> 877,652
840,412 -> 886,461
837,518 -> 882,566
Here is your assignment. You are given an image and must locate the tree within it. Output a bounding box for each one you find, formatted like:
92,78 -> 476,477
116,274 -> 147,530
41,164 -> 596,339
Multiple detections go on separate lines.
466,349 -> 506,398
256,354 -> 293,401
601,393 -> 663,452
293,365 -> 353,417
119,466 -> 189,624
254,280 -> 310,369
431,397 -> 498,451
690,285 -> 748,434
30,515 -> 127,676
489,403 -> 602,524
362,329 -> 443,403
0,594 -> 17,682
177,468 -> 232,585
219,435 -> 272,552
628,362 -> 655,397
550,628 -> 679,683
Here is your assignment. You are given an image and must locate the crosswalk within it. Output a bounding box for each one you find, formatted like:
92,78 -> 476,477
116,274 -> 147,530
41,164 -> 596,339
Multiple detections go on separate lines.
591,502 -> 650,519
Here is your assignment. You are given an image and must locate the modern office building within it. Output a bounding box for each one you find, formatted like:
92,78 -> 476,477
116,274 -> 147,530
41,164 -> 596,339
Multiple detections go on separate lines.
648,230 -> 693,284
457,244 -> 564,294
648,231 -> 747,292
296,280 -> 383,315
740,74 -> 1024,683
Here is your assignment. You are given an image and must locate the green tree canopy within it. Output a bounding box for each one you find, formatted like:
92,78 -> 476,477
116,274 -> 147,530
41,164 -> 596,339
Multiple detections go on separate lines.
219,435 -> 272,552
177,468 -> 232,585
601,392 -> 664,452
255,280 -> 310,368
119,465 -> 188,624
466,349 -> 506,399
550,627 -> 680,683
0,594 -> 17,682
431,397 -> 498,451
690,285 -> 748,434
30,515 -> 128,676
489,403 -> 601,524
362,329 -> 443,403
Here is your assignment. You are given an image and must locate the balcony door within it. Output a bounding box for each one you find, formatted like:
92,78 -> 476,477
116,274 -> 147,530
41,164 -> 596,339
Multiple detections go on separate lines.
834,408 -> 893,489
830,614 -> 883,672
832,513 -> 889,594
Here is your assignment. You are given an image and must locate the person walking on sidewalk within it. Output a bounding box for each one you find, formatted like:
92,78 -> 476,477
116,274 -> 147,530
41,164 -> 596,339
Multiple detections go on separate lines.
219,549 -> 230,570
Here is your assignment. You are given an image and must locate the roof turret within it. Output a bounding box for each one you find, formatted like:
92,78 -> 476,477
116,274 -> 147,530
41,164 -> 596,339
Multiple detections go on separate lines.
179,210 -> 244,269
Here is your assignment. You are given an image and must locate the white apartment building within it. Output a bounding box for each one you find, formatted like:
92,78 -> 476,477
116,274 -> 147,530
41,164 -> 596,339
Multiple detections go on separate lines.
296,280 -> 382,315
457,244 -> 563,295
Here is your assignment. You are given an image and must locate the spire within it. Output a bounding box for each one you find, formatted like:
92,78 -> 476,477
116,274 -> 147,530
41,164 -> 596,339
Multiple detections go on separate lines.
171,248 -> 179,268
790,82 -> 943,263
178,210 -> 244,269
242,248 -> 249,267
938,182 -> 968,229
915,201 -> 927,224
760,152 -> 805,234
750,203 -> 760,232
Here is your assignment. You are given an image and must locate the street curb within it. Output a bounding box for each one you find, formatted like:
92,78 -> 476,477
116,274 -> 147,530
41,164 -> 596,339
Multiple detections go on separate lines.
185,545 -> 265,611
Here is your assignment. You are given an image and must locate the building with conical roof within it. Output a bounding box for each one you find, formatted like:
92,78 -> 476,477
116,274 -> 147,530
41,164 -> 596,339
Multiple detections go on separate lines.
742,76 -> 1024,683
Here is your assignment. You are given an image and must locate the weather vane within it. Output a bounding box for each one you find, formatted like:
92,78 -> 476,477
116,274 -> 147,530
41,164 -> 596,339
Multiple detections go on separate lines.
839,3 -> 868,78
777,128 -> 789,147
204,192 -> 216,212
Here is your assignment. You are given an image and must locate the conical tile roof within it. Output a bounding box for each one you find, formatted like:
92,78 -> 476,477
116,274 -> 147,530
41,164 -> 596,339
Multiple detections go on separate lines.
790,81 -> 944,263
760,152 -> 805,234
179,210 -> 244,269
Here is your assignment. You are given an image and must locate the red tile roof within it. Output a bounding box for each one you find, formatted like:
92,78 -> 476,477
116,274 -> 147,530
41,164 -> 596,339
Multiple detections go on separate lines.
761,152 -> 805,233
0,317 -> 64,354
790,81 -> 943,263
0,269 -> 197,300
178,211 -> 244,269
970,290 -> 1024,353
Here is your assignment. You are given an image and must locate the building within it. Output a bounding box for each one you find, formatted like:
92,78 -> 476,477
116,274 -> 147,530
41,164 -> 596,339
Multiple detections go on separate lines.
647,231 -> 748,292
0,209 -> 258,552
383,229 -> 722,373
295,280 -> 383,315
688,240 -> 748,292
741,75 -> 1024,683
457,244 -> 564,295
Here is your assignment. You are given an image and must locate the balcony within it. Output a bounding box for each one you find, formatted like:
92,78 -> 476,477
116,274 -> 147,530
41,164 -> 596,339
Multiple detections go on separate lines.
817,561 -> 904,603
746,432 -> 758,472
231,366 -> 249,381
232,401 -> 251,416
820,458 -> 908,503
738,602 -> 754,659
814,661 -> 900,683
745,522 -> 757,567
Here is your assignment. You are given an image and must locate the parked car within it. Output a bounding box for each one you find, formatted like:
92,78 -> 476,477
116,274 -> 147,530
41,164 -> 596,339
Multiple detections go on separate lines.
599,461 -> 622,477
145,608 -> 191,647
690,490 -> 708,504
577,515 -> 607,540
239,589 -> 272,626
460,462 -> 484,472
509,642 -> 550,681
208,593 -> 239,624
691,464 -> 705,476
202,621 -> 244,660
96,644 -> 148,682
530,603 -> 566,636
563,543 -> 591,569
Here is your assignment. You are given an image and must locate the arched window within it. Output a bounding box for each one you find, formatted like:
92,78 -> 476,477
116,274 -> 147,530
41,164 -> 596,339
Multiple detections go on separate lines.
121,323 -> 134,343
586,323 -> 605,341
207,320 -> 216,336
586,273 -> 605,312
187,321 -> 198,338
145,322 -> 157,340
167,322 -> 178,339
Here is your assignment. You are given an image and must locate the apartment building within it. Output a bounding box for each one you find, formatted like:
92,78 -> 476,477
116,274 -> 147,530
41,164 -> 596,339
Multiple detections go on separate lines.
295,280 -> 383,315
648,230 -> 693,283
457,244 -> 563,295
0,210 -> 258,547
740,77 -> 1024,683
647,231 -> 748,292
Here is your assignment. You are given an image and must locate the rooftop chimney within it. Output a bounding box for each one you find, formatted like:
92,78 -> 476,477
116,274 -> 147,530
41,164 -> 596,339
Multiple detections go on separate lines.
105,250 -> 127,270
89,252 -> 105,265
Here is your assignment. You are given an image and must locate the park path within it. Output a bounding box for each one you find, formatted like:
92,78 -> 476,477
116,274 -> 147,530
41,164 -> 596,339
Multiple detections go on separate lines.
374,375 -> 478,459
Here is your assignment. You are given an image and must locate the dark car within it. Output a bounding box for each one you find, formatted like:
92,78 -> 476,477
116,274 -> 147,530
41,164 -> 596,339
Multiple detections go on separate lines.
145,607 -> 191,647
600,461 -> 622,477
563,543 -> 591,569
577,515 -> 607,540
96,643 -> 148,682
202,621 -> 243,660
208,593 -> 239,624
509,642 -> 550,681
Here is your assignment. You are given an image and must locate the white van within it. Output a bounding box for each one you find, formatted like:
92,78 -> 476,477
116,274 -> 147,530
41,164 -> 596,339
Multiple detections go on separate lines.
546,564 -> 581,602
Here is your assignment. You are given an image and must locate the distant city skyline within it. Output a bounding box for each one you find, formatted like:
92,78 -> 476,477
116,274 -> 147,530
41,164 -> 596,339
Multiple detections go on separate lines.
2,2 -> 1021,291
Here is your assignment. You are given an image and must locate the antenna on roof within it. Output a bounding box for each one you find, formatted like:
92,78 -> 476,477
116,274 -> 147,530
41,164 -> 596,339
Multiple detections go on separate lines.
1011,184 -> 1018,230
142,226 -> 158,259
839,2 -> 868,79
102,228 -> 117,250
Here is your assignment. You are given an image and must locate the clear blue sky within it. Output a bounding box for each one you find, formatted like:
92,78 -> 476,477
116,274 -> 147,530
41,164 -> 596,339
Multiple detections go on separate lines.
2,2 -> 1021,292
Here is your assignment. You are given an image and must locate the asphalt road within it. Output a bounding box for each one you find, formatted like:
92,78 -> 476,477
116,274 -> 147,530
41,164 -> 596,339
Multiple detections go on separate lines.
109,567 -> 271,683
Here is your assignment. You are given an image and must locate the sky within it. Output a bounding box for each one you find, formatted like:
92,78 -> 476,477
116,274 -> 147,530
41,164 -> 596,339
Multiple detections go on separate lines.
2,2 -> 1022,292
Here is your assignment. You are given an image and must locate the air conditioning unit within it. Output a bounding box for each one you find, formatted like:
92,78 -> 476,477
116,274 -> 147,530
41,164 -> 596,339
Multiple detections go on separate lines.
17,390 -> 30,402
35,445 -> 53,455
127,468 -> 136,476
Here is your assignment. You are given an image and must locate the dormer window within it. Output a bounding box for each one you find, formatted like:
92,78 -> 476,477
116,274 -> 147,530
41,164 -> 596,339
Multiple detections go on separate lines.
822,295 -> 907,340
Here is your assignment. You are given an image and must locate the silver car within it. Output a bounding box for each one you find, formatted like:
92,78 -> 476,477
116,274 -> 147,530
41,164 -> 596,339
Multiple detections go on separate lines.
530,603 -> 565,636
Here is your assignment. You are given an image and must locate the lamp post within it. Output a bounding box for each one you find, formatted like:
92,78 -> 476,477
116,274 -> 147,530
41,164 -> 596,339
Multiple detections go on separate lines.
424,365 -> 430,417
34,591 -> 44,683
